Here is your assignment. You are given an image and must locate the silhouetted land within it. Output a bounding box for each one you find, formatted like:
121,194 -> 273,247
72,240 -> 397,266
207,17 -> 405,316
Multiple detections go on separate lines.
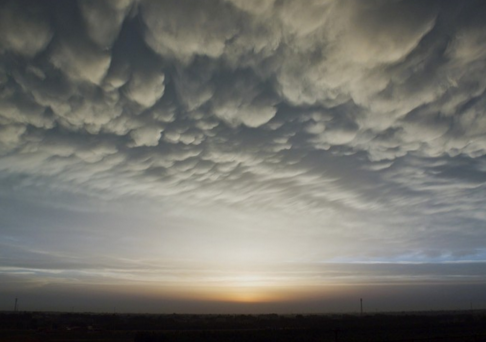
1,310 -> 486,341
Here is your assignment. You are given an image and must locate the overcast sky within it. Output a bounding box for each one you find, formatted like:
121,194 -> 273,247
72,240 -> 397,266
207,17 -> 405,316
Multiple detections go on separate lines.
1,0 -> 486,313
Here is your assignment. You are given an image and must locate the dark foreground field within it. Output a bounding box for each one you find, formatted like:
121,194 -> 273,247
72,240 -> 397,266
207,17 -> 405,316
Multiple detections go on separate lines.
1,310 -> 486,342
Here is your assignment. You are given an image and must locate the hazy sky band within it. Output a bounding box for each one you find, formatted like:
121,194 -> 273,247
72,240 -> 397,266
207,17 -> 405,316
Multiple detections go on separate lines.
1,0 -> 486,312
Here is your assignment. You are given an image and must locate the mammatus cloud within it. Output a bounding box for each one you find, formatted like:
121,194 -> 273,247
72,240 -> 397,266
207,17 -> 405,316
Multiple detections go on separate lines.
0,1 -> 53,57
130,126 -> 162,147
1,0 -> 486,303
79,0 -> 134,49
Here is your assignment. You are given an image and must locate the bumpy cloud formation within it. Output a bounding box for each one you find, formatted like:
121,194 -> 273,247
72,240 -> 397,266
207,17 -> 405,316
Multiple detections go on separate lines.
1,0 -> 486,262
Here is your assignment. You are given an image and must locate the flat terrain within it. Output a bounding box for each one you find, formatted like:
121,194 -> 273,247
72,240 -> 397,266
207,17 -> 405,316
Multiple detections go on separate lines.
1,310 -> 486,342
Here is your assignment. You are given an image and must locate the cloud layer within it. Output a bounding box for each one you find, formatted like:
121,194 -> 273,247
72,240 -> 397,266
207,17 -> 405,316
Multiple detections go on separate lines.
1,0 -> 486,303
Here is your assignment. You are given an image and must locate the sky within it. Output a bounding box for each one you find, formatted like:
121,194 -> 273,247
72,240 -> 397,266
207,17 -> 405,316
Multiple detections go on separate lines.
1,0 -> 486,314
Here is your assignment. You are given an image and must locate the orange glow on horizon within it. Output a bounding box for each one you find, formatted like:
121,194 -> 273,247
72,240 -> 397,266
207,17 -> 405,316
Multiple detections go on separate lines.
75,271 -> 352,306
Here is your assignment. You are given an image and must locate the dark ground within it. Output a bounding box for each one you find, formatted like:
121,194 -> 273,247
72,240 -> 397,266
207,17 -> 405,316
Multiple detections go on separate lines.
1,310 -> 486,342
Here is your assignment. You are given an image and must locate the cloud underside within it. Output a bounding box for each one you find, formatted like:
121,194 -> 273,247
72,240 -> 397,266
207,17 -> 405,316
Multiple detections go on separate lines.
1,0 -> 486,263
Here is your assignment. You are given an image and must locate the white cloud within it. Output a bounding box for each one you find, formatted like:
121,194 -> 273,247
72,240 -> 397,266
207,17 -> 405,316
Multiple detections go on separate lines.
213,104 -> 276,128
211,74 -> 278,128
124,69 -> 165,108
129,126 -> 163,147
141,0 -> 238,63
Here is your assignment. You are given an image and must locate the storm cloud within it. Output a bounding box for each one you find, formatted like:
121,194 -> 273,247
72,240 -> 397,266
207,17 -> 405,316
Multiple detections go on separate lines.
1,0 -> 486,311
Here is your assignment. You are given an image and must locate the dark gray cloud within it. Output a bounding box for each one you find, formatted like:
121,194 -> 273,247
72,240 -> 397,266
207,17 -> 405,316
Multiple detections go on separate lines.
1,0 -> 486,310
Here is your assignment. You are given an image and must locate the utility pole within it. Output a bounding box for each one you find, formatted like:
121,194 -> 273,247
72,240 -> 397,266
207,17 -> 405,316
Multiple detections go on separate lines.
360,298 -> 363,316
14,297 -> 18,312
